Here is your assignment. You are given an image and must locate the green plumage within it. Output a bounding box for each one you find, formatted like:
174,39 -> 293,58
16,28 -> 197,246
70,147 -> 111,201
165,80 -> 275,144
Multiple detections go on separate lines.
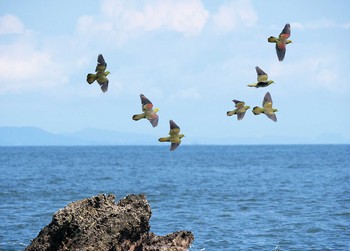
158,120 -> 184,151
86,54 -> 110,93
227,100 -> 250,120
132,94 -> 159,127
247,66 -> 274,88
252,92 -> 278,122
268,23 -> 292,61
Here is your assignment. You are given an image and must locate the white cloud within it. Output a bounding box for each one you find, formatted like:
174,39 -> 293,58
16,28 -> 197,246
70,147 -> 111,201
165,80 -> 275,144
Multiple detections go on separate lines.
169,87 -> 201,100
291,19 -> 350,30
0,14 -> 25,35
76,15 -> 113,35
341,22 -> 350,29
290,22 -> 304,30
126,1 -> 208,34
0,42 -> 66,93
77,0 -> 209,43
269,56 -> 342,91
0,15 -> 68,94
212,0 -> 258,32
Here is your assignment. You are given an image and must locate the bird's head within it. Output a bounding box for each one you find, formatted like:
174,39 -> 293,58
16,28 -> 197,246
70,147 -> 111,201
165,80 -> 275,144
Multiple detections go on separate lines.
286,40 -> 292,44
269,80 -> 275,85
154,108 -> 160,113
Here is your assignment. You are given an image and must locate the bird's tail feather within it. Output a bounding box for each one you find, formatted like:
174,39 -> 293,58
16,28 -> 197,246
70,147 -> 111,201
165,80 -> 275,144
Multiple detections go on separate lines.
87,74 -> 97,84
158,137 -> 170,142
252,106 -> 264,115
132,114 -> 146,121
268,36 -> 278,43
227,110 -> 237,116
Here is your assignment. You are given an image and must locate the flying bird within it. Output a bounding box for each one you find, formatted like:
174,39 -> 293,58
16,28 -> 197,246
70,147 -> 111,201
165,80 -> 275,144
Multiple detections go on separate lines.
268,23 -> 292,61
132,94 -> 159,127
247,66 -> 274,88
252,92 -> 278,122
87,54 -> 110,93
227,100 -> 250,120
158,120 -> 185,151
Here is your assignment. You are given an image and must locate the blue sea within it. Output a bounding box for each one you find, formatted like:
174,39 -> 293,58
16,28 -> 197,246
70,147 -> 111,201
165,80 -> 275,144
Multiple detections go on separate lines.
0,145 -> 349,251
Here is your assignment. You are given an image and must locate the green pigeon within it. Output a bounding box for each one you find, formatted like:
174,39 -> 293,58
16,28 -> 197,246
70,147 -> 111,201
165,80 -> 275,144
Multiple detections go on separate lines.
158,120 -> 185,151
132,94 -> 159,127
268,23 -> 292,61
227,100 -> 250,120
247,66 -> 274,88
87,54 -> 110,93
252,92 -> 278,122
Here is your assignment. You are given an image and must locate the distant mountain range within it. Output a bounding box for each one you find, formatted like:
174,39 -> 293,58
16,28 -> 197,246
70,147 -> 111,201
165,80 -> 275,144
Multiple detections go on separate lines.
0,127 -> 156,146
0,127 -> 348,146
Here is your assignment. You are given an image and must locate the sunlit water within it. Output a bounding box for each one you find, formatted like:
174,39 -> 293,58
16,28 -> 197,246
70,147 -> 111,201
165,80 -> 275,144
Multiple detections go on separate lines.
0,145 -> 349,250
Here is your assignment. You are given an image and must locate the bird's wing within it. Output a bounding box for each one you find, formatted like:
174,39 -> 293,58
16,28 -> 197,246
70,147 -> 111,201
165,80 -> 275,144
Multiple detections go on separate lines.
96,54 -> 107,72
237,112 -> 246,120
279,23 -> 291,39
140,94 -> 154,111
100,81 -> 108,93
263,92 -> 273,107
149,113 -> 159,127
169,120 -> 180,130
97,54 -> 106,66
256,66 -> 267,76
170,142 -> 180,151
169,120 -> 180,136
256,66 -> 268,82
275,44 -> 286,61
232,99 -> 245,109
266,113 -> 277,122
272,24 -> 290,61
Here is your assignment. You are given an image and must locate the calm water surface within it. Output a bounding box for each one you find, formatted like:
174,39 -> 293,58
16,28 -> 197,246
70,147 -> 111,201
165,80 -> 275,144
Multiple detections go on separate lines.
0,145 -> 349,250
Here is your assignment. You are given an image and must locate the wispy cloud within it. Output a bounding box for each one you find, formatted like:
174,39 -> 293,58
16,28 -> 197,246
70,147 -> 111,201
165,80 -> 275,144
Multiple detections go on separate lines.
211,0 -> 258,32
269,55 -> 343,91
77,0 -> 209,44
0,26 -> 66,93
0,14 -> 25,35
169,87 -> 201,100
76,0 -> 260,43
0,1 -> 345,97
291,19 -> 350,30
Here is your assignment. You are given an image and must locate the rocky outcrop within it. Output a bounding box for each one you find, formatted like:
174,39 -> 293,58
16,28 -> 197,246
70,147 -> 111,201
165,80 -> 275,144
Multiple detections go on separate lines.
25,194 -> 194,251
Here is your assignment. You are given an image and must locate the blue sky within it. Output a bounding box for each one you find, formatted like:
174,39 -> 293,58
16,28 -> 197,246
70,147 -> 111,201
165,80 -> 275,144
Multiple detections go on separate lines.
0,0 -> 349,144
